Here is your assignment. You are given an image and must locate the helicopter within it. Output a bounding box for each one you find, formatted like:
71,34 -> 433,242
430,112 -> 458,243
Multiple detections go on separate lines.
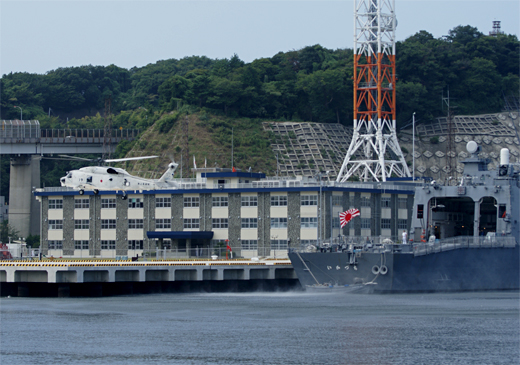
58,155 -> 179,199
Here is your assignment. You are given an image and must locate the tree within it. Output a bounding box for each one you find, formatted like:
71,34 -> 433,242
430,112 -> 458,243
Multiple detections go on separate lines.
26,234 -> 40,248
296,68 -> 352,124
206,77 -> 242,115
158,75 -> 192,110
396,81 -> 432,128
0,220 -> 19,244
448,25 -> 483,46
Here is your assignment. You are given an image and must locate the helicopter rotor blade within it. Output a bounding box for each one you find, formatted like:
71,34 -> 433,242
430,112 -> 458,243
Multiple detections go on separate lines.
57,155 -> 95,162
104,156 -> 159,163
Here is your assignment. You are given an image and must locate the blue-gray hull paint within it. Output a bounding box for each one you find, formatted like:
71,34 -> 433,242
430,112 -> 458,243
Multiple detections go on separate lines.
289,246 -> 519,292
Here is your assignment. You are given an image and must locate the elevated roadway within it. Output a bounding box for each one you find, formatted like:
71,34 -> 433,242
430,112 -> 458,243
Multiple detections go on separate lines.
0,120 -> 140,238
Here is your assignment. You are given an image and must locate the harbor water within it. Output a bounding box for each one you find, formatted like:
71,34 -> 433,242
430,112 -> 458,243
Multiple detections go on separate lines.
1,290 -> 519,364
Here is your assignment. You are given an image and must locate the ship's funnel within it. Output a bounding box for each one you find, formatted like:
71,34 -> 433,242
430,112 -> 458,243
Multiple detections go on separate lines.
500,148 -> 510,166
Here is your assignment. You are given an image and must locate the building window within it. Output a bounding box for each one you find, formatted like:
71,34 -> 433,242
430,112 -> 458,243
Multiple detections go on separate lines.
241,240 -> 258,250
101,219 -> 116,230
398,219 -> 408,230
361,218 -> 371,229
128,198 -> 144,208
360,196 -> 370,207
398,198 -> 407,209
101,240 -> 116,250
301,195 -> 318,206
74,240 -> 89,250
271,240 -> 288,250
212,196 -> 228,207
156,197 -> 172,208
241,218 -> 258,228
49,199 -> 63,209
381,197 -> 391,208
74,219 -> 90,230
213,179 -> 230,188
241,196 -> 258,207
156,218 -> 172,229
48,220 -> 63,230
332,195 -> 342,207
301,239 -> 317,245
183,218 -> 200,229
128,219 -> 144,229
270,195 -> 287,206
74,199 -> 89,209
381,218 -> 391,229
300,217 -> 318,228
101,198 -> 116,209
212,218 -> 228,229
48,240 -> 63,249
270,218 -> 288,229
183,197 -> 199,207
128,240 -> 143,249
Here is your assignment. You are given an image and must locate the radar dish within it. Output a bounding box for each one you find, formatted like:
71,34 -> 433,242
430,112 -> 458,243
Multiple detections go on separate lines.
466,141 -> 478,154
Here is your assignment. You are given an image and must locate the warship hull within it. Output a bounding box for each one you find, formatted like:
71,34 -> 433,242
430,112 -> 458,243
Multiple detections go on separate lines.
289,243 -> 519,293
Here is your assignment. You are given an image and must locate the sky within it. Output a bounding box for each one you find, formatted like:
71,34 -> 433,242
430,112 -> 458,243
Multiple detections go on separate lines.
1,0 -> 519,76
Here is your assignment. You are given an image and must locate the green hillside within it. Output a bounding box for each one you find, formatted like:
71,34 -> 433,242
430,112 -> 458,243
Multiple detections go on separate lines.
119,111 -> 277,177
0,24 -> 519,197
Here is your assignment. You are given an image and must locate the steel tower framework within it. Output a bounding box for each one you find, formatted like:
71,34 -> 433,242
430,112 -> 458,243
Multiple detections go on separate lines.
337,0 -> 410,182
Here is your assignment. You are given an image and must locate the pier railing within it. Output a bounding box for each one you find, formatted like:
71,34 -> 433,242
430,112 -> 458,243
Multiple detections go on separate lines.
2,247 -> 289,261
413,236 -> 517,257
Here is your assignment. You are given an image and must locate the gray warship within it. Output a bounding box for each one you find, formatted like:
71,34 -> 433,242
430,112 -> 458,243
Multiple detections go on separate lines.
289,142 -> 520,292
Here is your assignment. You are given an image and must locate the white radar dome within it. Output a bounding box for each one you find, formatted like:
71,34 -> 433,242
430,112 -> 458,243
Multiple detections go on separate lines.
466,141 -> 478,154
500,148 -> 510,165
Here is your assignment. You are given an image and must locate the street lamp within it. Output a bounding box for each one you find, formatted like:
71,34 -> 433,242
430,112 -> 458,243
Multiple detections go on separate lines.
14,105 -> 22,120
412,112 -> 416,181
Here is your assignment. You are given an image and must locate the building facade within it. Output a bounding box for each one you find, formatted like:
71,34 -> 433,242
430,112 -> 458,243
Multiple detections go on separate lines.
35,170 -> 415,259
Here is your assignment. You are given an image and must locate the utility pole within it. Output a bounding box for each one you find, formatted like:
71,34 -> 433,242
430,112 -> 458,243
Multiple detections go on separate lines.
103,97 -> 112,161
412,112 -> 416,181
443,88 -> 456,180
183,115 -> 189,178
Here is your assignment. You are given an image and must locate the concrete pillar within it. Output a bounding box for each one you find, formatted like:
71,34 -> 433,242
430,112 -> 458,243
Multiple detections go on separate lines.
8,155 -> 41,237
474,200 -> 480,237
196,267 -> 203,281
108,269 -> 115,282
6,269 -> 15,282
48,269 -> 56,283
217,268 -> 224,281
268,267 -> 275,279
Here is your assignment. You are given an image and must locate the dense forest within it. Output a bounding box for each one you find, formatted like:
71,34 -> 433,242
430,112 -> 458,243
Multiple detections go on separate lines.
0,25 -> 519,201
1,25 -> 518,128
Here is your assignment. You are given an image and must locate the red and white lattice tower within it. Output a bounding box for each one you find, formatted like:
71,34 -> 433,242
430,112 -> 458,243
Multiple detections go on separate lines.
337,0 -> 410,182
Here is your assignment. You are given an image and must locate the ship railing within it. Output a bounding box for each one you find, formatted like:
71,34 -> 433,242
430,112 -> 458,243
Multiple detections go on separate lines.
413,236 -> 517,256
291,235 -> 414,254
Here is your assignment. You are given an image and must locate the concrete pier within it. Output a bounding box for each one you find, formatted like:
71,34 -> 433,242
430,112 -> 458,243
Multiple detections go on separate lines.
0,258 -> 298,297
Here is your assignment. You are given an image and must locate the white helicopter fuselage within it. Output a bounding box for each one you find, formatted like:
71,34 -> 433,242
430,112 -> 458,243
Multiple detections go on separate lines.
60,163 -> 178,195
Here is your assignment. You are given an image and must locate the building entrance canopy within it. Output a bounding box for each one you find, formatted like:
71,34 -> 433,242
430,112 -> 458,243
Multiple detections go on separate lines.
146,231 -> 214,240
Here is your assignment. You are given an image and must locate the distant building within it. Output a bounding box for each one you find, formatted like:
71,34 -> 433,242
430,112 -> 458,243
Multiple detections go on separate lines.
34,169 -> 415,259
